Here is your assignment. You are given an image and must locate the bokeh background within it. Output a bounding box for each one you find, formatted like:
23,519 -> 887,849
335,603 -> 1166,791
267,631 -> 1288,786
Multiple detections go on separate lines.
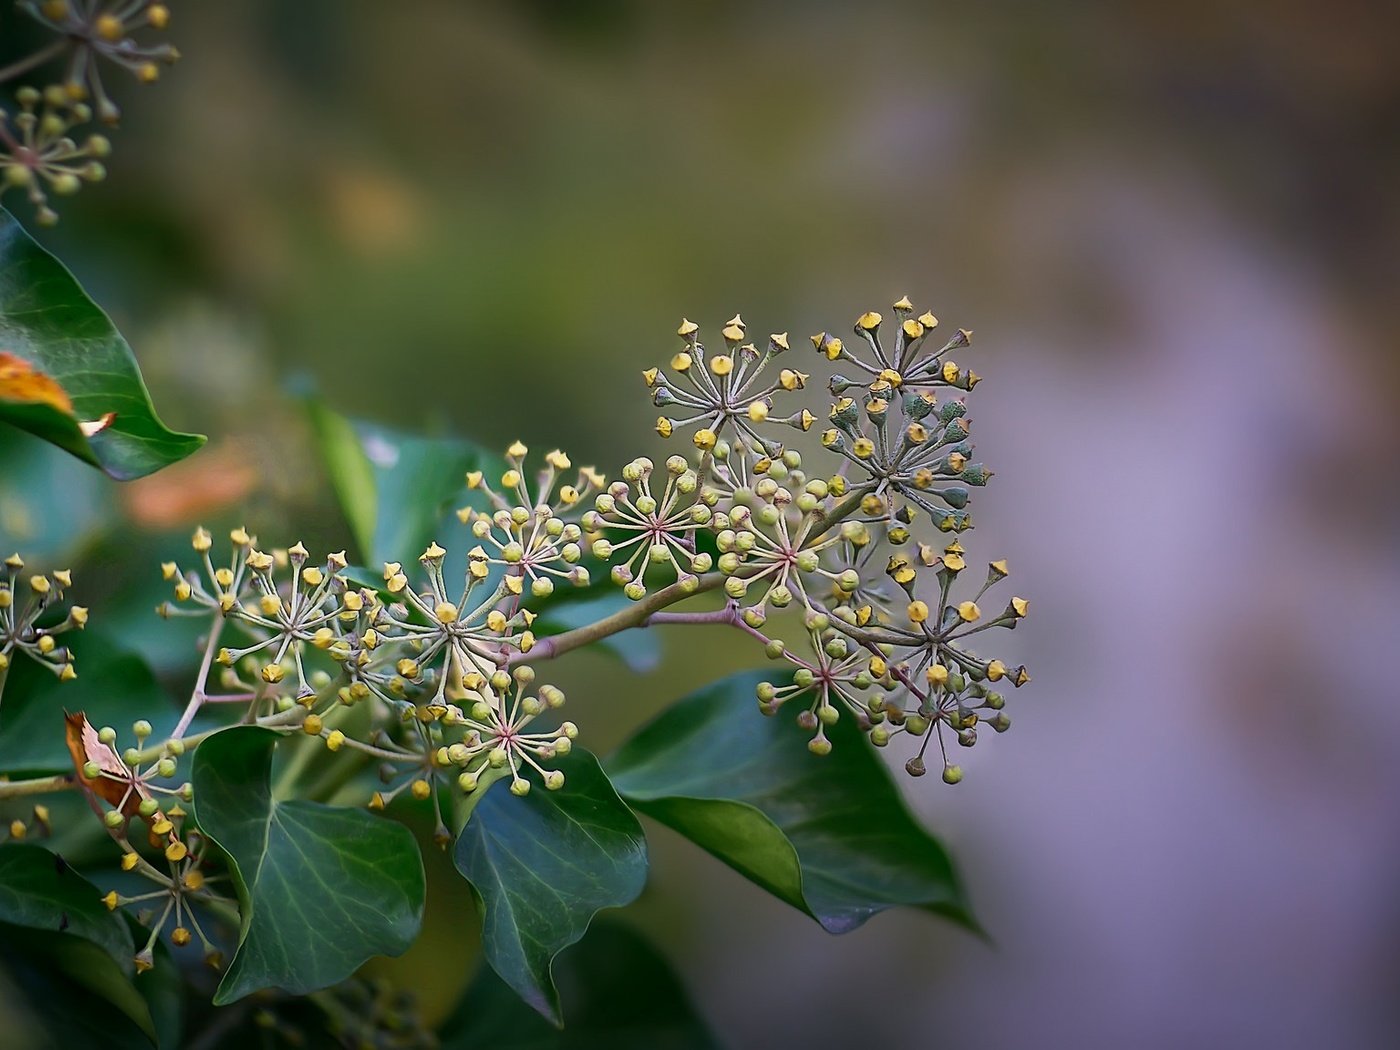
4,1 -> 1400,1047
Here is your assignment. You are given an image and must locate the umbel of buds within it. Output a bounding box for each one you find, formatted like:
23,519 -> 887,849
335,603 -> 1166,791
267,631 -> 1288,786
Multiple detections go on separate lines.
0,1 -> 179,223
0,552 -> 86,680
629,296 -> 1031,782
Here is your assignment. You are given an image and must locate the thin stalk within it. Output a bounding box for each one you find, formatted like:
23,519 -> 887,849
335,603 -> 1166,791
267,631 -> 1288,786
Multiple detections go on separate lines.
0,41 -> 67,84
0,773 -> 75,800
169,614 -> 227,740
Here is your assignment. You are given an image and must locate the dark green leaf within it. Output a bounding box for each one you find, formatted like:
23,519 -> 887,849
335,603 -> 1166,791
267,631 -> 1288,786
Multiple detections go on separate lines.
191,726 -> 426,1005
439,921 -> 720,1050
0,925 -> 157,1048
608,669 -> 976,934
531,590 -> 661,673
0,206 -> 205,479
306,398 -> 494,566
0,843 -> 134,969
454,748 -> 648,1026
0,631 -> 173,776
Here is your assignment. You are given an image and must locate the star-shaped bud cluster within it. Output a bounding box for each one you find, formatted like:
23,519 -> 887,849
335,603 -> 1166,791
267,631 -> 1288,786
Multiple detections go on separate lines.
19,1 -> 179,121
459,442 -> 604,597
0,552 -> 87,680
647,316 -> 814,455
621,298 -> 1030,781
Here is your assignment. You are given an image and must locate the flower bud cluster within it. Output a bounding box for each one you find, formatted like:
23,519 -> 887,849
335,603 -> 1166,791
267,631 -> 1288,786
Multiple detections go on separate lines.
622,298 -> 1032,781
583,454 -> 711,600
647,315 -> 815,455
158,502 -> 583,840
0,1 -> 178,223
458,442 -> 603,596
0,552 -> 86,680
61,715 -> 226,971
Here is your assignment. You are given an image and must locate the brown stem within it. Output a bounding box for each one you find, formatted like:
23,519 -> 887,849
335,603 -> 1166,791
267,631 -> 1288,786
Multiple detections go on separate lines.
508,571 -> 726,666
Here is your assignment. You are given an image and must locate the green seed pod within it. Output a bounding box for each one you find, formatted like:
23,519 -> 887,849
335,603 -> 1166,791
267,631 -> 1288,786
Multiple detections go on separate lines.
938,486 -> 970,509
938,399 -> 967,422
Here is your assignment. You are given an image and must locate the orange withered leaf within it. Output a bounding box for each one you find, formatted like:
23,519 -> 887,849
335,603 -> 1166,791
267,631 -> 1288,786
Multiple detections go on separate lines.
1,352 -> 117,437
0,351 -> 74,414
64,711 -> 148,817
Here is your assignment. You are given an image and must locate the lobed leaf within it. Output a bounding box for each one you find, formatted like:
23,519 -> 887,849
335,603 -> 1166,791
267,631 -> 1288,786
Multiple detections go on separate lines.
0,842 -> 134,970
0,206 -> 205,479
191,726 -> 426,1005
608,668 -> 977,935
453,747 -> 648,1026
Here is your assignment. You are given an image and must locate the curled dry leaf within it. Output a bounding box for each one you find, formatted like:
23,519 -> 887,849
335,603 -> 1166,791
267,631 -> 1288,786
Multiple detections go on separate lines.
63,711 -> 176,851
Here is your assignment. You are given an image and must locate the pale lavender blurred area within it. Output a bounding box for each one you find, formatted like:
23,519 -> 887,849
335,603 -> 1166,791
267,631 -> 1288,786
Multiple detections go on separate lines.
32,1 -> 1400,1046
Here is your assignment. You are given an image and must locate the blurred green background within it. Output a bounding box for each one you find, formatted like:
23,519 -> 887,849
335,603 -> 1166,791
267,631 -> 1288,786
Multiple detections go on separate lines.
3,1 -> 1399,1047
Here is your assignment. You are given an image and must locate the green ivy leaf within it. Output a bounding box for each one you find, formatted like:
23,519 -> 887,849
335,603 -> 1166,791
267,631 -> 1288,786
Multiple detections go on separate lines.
0,631 -> 173,776
608,669 -> 977,935
191,726 -> 426,1005
453,748 -> 648,1026
0,206 -> 205,479
438,921 -> 720,1049
0,843 -> 134,970
306,398 -> 495,566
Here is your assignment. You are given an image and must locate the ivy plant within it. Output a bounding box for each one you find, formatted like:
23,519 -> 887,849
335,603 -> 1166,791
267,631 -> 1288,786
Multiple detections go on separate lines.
0,7 -> 1033,1047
